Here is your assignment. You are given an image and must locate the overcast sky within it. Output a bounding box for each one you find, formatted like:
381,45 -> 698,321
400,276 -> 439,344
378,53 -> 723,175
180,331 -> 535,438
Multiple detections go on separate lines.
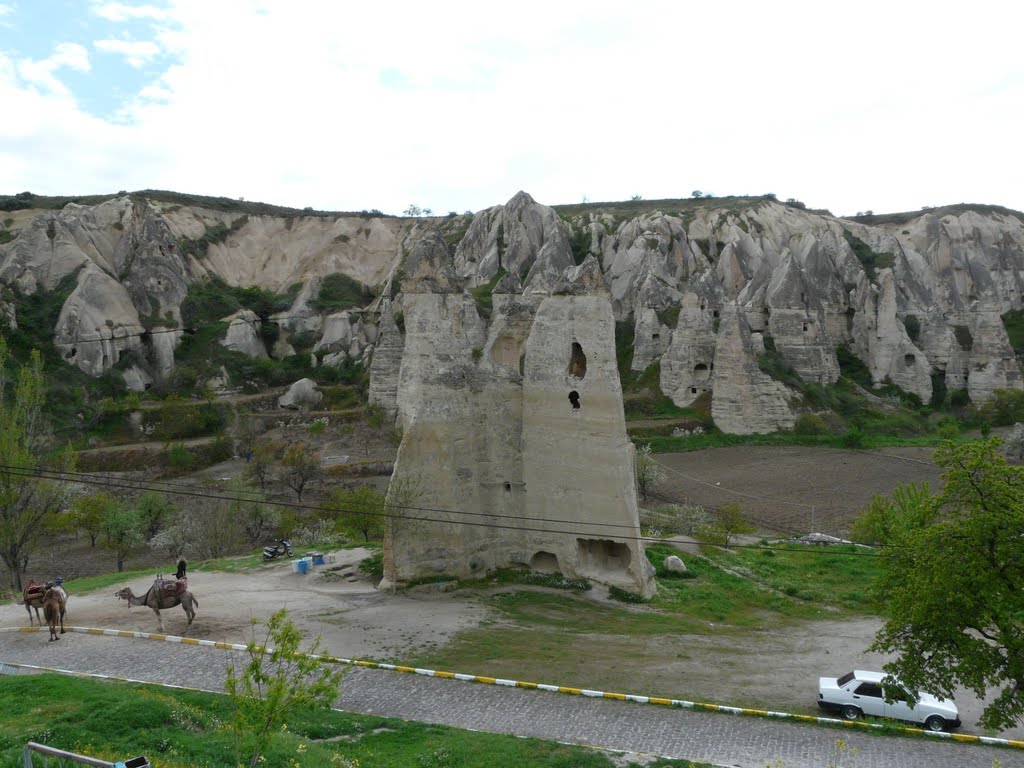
1,1 -> 1022,218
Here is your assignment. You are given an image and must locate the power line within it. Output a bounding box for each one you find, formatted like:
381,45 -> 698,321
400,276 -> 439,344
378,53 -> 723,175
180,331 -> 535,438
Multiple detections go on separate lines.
0,462 -> 887,558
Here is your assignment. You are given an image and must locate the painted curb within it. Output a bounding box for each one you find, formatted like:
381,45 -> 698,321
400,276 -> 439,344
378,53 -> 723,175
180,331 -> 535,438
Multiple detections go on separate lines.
3,625 -> 1023,751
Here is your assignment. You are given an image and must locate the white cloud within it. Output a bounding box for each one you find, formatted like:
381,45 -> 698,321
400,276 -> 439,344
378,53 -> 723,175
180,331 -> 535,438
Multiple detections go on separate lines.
3,1 -> 1024,216
91,2 -> 167,22
94,39 -> 161,68
15,42 -> 90,97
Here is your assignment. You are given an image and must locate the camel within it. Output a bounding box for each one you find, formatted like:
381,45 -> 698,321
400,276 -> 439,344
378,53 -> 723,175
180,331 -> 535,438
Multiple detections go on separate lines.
115,582 -> 198,632
17,579 -> 67,626
42,588 -> 66,641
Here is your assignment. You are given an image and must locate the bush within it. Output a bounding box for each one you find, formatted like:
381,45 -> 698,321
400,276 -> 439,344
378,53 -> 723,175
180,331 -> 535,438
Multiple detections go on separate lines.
842,424 -> 865,448
313,273 -> 375,313
794,413 -> 830,435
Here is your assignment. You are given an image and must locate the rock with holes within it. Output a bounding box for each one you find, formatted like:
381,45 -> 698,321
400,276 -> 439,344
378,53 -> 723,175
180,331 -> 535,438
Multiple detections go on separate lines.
383,234 -> 656,599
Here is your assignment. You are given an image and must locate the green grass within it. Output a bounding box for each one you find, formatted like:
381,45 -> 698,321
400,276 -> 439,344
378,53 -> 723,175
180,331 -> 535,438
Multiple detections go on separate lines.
0,675 -> 707,768
1002,309 -> 1024,355
413,541 -> 883,701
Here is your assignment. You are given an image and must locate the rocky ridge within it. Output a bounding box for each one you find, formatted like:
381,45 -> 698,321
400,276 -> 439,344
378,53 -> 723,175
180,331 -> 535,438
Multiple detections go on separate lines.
1,192 -> 1023,434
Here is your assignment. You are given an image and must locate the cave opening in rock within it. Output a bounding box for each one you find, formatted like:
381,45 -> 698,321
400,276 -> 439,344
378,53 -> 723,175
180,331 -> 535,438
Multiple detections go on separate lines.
568,341 -> 587,378
568,390 -> 580,410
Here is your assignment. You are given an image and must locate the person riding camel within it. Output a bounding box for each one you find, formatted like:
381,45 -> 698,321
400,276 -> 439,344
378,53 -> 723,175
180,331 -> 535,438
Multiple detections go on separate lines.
160,557 -> 188,595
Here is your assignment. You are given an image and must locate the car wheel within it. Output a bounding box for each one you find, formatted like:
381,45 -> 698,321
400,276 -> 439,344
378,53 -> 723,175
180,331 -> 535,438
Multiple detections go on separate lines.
924,715 -> 946,732
841,705 -> 861,721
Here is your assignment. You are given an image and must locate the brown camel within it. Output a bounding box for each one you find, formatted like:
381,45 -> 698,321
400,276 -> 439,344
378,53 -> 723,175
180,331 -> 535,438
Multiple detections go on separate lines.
115,582 -> 198,632
42,588 -> 66,641
16,580 -> 67,626
17,582 -> 44,626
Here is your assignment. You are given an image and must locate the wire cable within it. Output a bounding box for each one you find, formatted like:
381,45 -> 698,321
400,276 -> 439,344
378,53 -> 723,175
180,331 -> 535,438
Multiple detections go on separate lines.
0,462 -> 886,558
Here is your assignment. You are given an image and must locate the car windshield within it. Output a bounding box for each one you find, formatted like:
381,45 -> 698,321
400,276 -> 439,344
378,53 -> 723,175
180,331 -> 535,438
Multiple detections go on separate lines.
836,671 -> 856,686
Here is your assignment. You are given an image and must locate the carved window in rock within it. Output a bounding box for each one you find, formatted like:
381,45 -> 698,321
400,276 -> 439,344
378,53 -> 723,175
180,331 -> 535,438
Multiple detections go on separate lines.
693,363 -> 710,383
568,390 -> 581,410
568,341 -> 587,379
576,538 -> 631,572
904,354 -> 916,366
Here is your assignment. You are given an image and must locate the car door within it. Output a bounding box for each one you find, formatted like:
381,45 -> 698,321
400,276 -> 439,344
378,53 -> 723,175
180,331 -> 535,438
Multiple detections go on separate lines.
883,685 -> 917,724
851,682 -> 886,717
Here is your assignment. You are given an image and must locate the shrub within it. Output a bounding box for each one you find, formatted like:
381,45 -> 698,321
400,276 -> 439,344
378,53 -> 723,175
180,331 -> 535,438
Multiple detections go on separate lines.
313,272 -> 374,313
842,424 -> 866,448
794,413 -> 830,435
902,314 -> 921,342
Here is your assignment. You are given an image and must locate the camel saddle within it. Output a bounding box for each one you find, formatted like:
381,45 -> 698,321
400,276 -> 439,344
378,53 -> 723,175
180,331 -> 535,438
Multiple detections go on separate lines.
155,576 -> 187,595
24,580 -> 45,598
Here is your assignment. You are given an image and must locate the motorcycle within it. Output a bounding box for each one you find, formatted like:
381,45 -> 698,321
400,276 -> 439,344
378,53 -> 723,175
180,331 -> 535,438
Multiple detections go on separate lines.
262,539 -> 294,561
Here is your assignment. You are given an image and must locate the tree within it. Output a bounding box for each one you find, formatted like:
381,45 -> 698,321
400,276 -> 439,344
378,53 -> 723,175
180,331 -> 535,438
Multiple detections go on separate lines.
634,443 -> 665,502
330,484 -> 385,542
282,442 -> 320,502
226,608 -> 346,768
696,502 -> 754,547
869,439 -> 1024,729
102,503 -> 144,572
691,190 -> 703,199
0,342 -> 76,593
70,491 -> 116,548
849,482 -> 932,545
403,204 -> 422,217
135,491 -> 174,540
243,441 -> 275,490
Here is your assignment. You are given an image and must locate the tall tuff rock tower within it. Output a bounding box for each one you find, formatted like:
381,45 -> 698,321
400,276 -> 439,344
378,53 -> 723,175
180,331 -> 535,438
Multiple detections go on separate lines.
380,198 -> 656,597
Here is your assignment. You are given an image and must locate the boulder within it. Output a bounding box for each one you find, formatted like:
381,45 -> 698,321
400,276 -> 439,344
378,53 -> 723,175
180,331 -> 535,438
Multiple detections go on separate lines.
278,378 -> 322,410
663,555 -> 687,573
219,309 -> 268,358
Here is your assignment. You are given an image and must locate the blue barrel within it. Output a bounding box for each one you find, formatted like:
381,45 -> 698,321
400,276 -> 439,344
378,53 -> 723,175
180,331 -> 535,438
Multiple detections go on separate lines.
295,559 -> 309,575
312,553 -> 325,566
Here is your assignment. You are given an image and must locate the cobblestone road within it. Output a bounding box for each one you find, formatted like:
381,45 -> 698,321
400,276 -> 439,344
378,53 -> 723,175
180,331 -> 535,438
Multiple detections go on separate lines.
2,630 -> 1021,768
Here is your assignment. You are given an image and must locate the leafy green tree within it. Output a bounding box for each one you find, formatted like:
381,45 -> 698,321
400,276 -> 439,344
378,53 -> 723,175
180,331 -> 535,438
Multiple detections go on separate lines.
330,485 -> 385,542
226,608 -> 346,768
849,482 -> 932,546
697,502 -> 755,547
869,439 -> 1024,729
135,491 -> 174,539
978,388 -> 1024,426
0,341 -> 76,593
70,491 -> 117,547
102,503 -> 144,572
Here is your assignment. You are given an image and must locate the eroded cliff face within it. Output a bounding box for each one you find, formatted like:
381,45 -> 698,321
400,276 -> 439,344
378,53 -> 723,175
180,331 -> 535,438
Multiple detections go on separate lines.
2,192 -> 1023,430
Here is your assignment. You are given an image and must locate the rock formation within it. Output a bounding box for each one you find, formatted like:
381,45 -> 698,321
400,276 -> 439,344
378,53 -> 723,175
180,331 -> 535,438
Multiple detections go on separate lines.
381,232 -> 656,596
1,192 -> 1023,433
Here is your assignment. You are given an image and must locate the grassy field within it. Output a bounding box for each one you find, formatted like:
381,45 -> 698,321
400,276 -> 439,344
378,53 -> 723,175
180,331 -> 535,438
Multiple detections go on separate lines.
410,542 -> 883,702
0,675 -> 708,768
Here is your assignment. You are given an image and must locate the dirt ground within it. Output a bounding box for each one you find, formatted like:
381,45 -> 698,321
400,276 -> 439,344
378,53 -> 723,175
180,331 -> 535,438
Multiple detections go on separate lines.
2,444 -> 1021,740
650,445 -> 944,536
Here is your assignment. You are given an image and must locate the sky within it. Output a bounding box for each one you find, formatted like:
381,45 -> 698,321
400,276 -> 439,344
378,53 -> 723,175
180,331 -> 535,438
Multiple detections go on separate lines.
1,1 -> 1022,218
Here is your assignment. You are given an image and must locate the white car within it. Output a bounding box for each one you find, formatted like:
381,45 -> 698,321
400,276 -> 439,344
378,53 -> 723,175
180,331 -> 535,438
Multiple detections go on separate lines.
817,670 -> 961,732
